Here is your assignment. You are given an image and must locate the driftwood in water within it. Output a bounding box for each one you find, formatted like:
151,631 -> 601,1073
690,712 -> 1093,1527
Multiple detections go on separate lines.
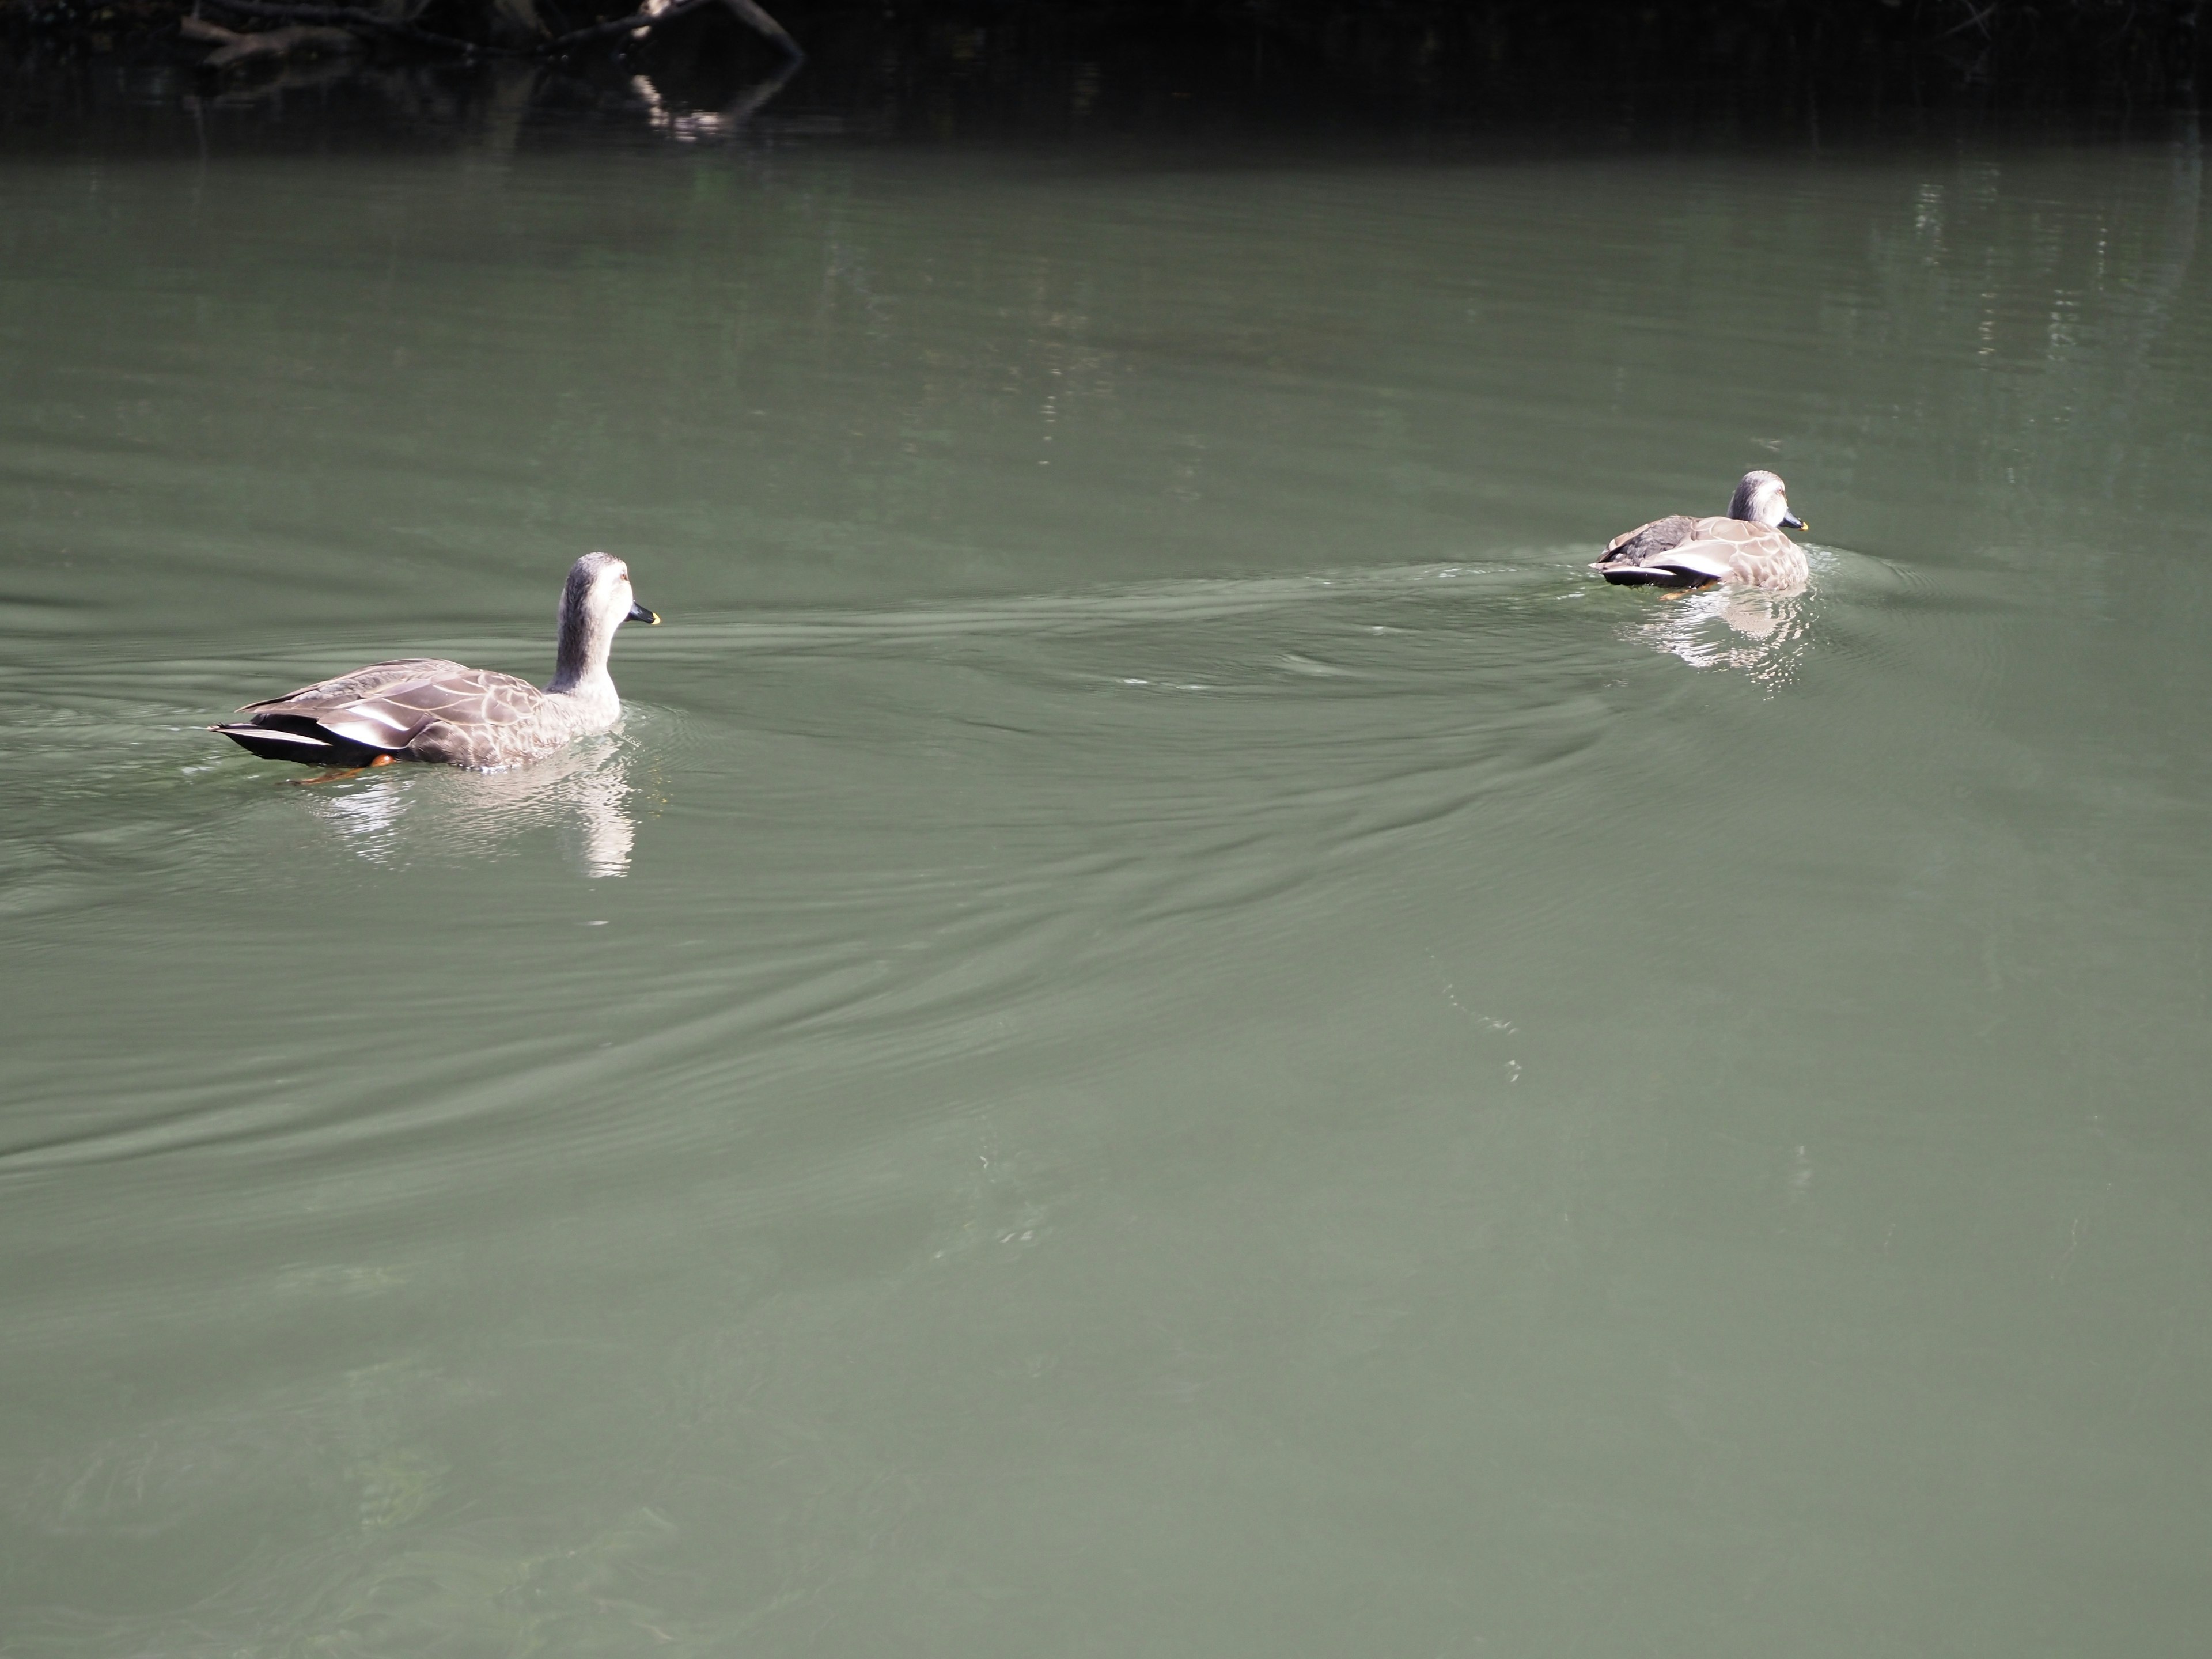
181,13 -> 361,64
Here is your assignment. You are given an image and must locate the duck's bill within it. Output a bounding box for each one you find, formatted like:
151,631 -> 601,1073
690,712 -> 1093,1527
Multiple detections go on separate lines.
1781,512 -> 1808,530
628,601 -> 661,624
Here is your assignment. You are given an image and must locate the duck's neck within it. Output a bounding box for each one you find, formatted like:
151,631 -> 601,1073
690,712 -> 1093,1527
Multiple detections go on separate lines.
546,604 -> 614,698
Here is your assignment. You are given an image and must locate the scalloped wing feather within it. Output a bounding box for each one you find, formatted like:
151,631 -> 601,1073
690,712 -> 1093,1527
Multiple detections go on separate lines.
317,671 -> 547,753
1691,520 -> 1809,589
236,660 -> 557,764
238,658 -> 472,717
1598,516 -> 1806,590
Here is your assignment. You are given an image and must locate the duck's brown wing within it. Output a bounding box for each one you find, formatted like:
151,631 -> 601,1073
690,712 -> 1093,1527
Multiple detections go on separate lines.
1604,520 -> 1806,591
1691,521 -> 1808,590
234,659 -> 546,757
1597,514 -> 1699,567
238,658 -> 470,718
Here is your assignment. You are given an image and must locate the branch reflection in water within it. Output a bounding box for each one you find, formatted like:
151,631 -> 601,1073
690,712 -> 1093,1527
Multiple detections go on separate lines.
628,53 -> 803,143
294,737 -> 645,878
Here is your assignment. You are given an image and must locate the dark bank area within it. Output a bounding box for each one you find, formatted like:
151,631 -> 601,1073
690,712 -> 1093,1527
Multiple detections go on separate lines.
3,0 -> 2207,156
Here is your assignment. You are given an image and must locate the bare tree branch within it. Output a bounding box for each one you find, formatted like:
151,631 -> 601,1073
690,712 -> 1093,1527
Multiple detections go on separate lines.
539,0 -> 801,58
195,0 -> 513,54
194,0 -> 804,60
182,12 -> 361,63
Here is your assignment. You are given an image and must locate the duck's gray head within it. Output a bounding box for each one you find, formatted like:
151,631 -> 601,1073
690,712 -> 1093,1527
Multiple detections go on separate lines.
561,551 -> 659,635
553,552 -> 658,688
1728,470 -> 1806,531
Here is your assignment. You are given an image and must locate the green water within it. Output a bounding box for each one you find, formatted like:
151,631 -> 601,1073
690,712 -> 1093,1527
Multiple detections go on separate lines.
3,118 -> 2211,1655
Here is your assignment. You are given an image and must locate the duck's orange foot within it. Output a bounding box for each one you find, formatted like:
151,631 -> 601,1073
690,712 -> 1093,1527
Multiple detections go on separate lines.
289,754 -> 399,785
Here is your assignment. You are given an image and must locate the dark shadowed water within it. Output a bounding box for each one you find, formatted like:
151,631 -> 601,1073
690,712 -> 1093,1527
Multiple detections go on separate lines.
3,99 -> 2211,1656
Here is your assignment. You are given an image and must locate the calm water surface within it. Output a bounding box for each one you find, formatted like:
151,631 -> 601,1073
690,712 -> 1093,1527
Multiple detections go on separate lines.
3,118 -> 2211,1654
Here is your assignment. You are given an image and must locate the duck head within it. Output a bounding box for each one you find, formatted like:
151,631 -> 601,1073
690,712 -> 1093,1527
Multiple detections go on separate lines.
552,551 -> 659,691
1728,470 -> 1806,531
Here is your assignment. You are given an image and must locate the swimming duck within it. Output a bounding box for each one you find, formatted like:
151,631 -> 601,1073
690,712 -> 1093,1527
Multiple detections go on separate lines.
214,552 -> 659,770
1593,470 -> 1809,590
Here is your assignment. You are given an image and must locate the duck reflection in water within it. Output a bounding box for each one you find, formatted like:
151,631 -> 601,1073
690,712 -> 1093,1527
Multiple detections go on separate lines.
1630,584 -> 1812,690
298,738 -> 644,878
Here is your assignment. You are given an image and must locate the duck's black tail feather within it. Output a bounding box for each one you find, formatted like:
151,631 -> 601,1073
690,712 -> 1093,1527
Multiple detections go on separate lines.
1595,564 -> 1715,589
212,721 -> 392,766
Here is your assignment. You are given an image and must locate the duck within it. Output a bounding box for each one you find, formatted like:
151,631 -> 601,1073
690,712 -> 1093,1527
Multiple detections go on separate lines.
1593,470 -> 1809,590
213,552 -> 659,770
